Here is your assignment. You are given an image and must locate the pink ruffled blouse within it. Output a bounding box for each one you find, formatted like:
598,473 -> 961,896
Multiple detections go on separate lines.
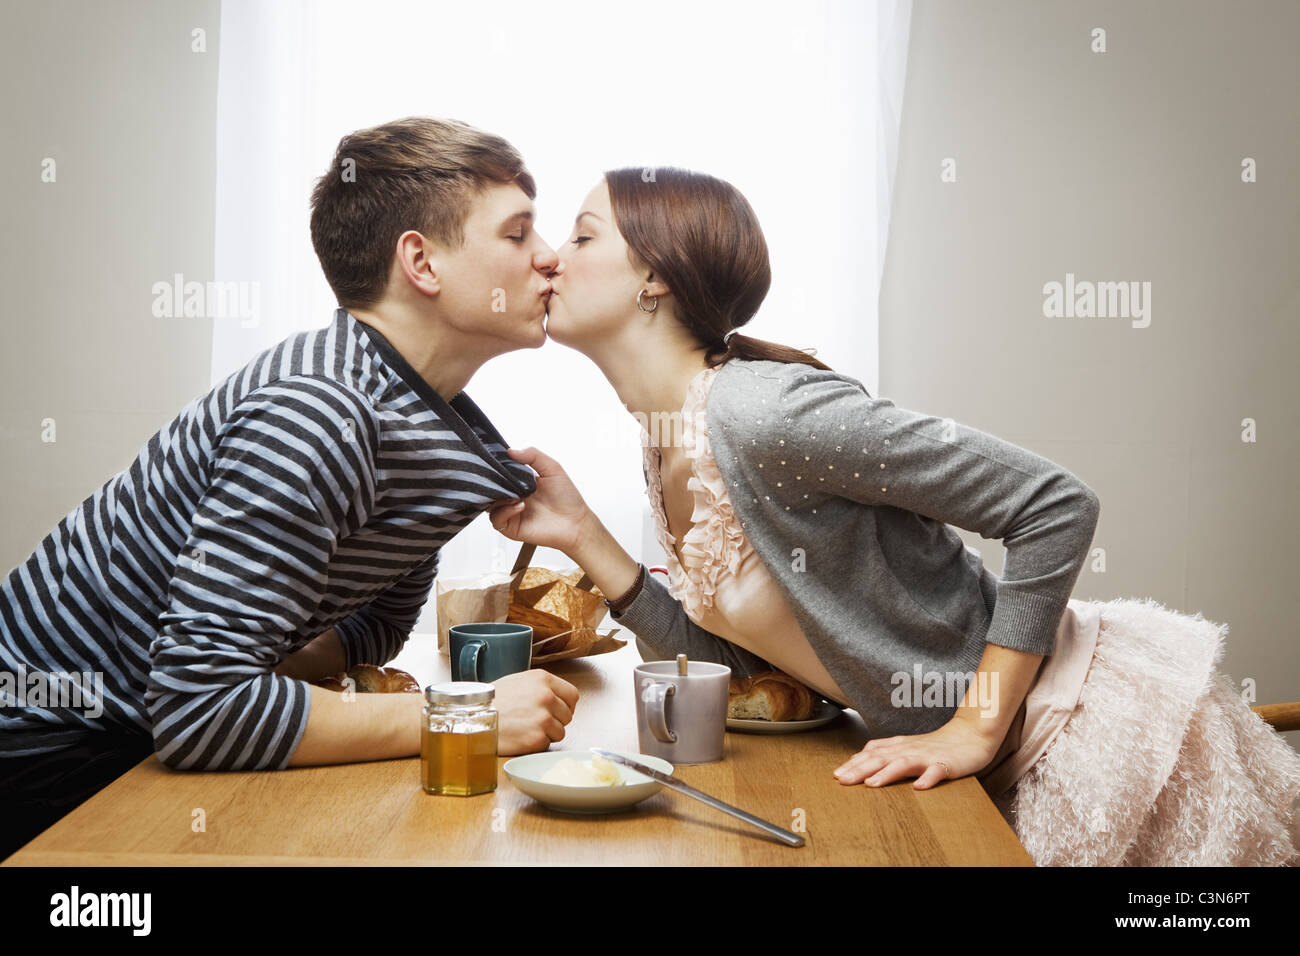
642,365 -> 851,706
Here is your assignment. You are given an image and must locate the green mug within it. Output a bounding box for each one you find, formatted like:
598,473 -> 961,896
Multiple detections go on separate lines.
450,623 -> 533,682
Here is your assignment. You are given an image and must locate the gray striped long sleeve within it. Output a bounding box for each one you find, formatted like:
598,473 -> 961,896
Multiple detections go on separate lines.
1,308 -> 536,769
145,375 -> 380,770
333,550 -> 439,671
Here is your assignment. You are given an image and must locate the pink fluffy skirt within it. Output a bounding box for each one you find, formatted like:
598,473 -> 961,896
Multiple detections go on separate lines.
1001,597 -> 1300,866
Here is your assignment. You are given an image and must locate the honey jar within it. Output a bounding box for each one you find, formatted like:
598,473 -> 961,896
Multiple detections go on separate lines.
421,681 -> 498,796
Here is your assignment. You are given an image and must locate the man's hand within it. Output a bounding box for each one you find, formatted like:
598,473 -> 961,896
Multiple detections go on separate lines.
492,669 -> 579,755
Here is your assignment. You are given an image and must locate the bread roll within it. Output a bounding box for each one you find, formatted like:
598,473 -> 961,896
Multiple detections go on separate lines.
728,670 -> 818,721
312,675 -> 348,692
310,664 -> 420,693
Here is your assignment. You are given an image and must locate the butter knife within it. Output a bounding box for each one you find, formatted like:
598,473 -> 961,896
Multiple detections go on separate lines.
590,748 -> 805,848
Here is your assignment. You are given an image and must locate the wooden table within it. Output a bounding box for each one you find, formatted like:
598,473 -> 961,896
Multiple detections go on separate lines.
2,635 -> 1032,866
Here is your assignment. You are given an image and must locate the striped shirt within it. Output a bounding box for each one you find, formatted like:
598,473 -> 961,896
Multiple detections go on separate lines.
0,308 -> 536,770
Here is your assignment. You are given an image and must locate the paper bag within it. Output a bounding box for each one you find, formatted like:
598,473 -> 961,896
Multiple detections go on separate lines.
434,569 -> 513,655
435,542 -> 626,663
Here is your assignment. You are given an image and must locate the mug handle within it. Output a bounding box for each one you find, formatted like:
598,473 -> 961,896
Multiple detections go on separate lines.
459,640 -> 485,682
641,679 -> 677,743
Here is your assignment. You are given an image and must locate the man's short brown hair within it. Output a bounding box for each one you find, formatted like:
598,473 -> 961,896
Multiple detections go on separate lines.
309,116 -> 537,309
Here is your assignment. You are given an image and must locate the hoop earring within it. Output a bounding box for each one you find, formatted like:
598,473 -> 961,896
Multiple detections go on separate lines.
637,289 -> 659,314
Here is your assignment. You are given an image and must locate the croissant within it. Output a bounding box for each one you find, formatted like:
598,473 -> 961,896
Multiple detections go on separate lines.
310,664 -> 420,694
728,670 -> 818,721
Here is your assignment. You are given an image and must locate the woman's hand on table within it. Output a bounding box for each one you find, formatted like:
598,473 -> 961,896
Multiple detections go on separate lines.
493,669 -> 579,755
488,447 -> 593,555
832,715 -> 1003,790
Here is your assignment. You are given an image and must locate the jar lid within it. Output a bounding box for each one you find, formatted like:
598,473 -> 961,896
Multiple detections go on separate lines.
424,681 -> 495,707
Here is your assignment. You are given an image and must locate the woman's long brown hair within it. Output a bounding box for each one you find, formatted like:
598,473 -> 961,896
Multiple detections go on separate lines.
604,167 -> 833,371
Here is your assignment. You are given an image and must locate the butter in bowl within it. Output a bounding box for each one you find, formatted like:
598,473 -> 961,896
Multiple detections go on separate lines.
503,750 -> 672,814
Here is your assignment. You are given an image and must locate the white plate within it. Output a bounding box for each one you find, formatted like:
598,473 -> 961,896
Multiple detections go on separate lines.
726,698 -> 844,734
503,750 -> 673,814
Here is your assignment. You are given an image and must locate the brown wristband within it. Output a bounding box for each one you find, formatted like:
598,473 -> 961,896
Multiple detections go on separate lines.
604,563 -> 646,614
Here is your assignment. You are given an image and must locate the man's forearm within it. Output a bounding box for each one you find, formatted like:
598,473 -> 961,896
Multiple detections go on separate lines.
274,628 -> 347,682
287,685 -> 423,766
276,630 -> 423,766
952,641 -> 1044,743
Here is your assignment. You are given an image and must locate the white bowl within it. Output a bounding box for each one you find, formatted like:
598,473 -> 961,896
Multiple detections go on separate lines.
503,750 -> 673,814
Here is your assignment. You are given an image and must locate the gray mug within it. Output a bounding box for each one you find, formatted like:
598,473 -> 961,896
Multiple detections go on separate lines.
450,622 -> 533,682
633,660 -> 731,764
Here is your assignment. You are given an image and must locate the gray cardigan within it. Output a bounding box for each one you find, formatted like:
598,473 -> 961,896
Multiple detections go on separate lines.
610,357 -> 1101,736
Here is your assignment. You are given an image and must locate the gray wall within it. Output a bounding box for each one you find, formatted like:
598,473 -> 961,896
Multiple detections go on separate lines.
881,0 -> 1299,752
0,0 -> 220,561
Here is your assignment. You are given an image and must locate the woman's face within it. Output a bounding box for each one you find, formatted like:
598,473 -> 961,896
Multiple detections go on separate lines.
544,179 -> 648,348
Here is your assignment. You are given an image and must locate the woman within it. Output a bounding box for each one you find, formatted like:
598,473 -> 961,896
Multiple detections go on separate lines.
489,167 -> 1300,865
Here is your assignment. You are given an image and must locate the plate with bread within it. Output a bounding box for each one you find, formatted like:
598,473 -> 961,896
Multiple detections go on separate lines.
727,670 -> 843,733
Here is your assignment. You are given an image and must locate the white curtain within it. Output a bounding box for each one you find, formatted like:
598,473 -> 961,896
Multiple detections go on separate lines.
214,0 -> 912,626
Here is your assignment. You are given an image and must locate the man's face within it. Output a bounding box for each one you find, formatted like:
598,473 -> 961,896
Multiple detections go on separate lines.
426,181 -> 557,350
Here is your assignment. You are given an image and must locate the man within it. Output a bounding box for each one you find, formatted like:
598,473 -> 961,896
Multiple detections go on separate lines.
0,116 -> 576,857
